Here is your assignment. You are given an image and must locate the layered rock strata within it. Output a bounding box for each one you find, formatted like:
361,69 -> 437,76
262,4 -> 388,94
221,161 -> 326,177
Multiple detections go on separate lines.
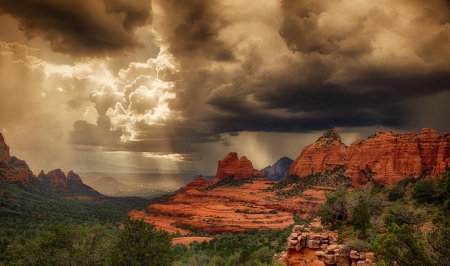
290,127 -> 450,186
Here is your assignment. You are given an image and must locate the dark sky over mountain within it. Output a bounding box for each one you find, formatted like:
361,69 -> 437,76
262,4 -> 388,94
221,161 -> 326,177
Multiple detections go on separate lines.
0,0 -> 449,174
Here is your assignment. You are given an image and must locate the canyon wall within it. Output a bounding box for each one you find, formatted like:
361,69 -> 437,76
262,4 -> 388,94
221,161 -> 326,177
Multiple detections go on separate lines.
290,127 -> 450,186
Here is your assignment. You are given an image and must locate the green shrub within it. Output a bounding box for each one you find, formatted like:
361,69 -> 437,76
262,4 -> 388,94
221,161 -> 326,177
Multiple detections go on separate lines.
350,202 -> 371,239
110,219 -> 173,266
411,179 -> 436,204
383,202 -> 427,230
388,185 -> 405,202
371,223 -> 432,266
347,239 -> 372,252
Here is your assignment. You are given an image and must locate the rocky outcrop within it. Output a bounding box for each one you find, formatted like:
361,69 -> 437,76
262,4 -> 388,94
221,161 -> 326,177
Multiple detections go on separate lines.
284,221 -> 374,266
290,130 -> 347,178
41,169 -> 69,190
38,169 -> 100,196
0,132 -> 104,200
290,127 -> 450,186
345,131 -> 422,185
214,152 -> 262,182
177,175 -> 210,192
67,170 -> 82,183
260,157 -> 294,181
0,156 -> 35,183
0,133 -> 10,163
418,127 -> 450,177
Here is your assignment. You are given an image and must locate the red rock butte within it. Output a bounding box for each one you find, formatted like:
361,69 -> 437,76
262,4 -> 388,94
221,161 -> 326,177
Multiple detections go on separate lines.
128,152 -> 319,235
290,127 -> 450,186
214,152 -> 262,182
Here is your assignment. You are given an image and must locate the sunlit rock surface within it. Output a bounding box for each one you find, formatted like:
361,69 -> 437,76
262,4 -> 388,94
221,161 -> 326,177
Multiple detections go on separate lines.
290,127 -> 450,186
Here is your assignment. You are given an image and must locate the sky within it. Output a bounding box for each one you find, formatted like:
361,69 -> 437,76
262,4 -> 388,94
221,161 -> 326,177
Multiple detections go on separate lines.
0,0 -> 449,175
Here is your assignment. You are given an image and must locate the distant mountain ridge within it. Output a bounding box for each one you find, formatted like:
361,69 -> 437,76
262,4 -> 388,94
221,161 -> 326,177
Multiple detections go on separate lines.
0,133 -> 101,198
260,157 -> 294,181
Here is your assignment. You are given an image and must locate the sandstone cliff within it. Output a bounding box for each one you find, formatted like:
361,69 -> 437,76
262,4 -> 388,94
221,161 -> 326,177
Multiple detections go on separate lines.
40,169 -> 69,190
37,169 -> 100,196
289,130 -> 347,177
0,132 -> 102,198
290,127 -> 450,186
0,133 -> 10,163
260,157 -> 294,181
214,152 -> 262,182
67,170 -> 83,183
0,156 -> 35,183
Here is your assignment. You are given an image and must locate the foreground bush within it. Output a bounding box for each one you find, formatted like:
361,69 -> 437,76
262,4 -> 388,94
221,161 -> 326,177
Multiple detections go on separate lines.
110,219 -> 173,266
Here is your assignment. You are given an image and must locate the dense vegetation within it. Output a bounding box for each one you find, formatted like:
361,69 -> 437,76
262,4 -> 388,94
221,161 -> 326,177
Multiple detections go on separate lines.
265,165 -> 352,198
172,217 -> 310,266
2,168 -> 450,265
0,179 -> 150,222
317,171 -> 450,266
1,219 -> 173,266
0,180 -> 151,264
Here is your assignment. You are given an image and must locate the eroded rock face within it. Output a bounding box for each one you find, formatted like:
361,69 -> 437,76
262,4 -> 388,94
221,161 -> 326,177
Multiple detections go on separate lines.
0,133 -> 102,199
214,152 -> 262,182
43,169 -> 69,190
289,130 -> 347,178
260,157 -> 294,181
177,175 -> 210,192
345,131 -> 423,185
0,156 -> 35,182
67,170 -> 82,183
418,127 -> 450,177
290,127 -> 450,186
0,133 -> 10,163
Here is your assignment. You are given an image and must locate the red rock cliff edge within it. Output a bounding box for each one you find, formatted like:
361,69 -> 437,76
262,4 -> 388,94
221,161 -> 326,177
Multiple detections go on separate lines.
290,127 -> 450,186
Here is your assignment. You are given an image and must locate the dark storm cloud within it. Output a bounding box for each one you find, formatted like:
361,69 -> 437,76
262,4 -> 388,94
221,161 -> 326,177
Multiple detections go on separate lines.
204,106 -> 404,134
155,0 -> 235,61
279,1 -> 372,57
65,0 -> 450,160
252,67 -> 450,113
199,0 -> 450,135
0,0 -> 152,57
